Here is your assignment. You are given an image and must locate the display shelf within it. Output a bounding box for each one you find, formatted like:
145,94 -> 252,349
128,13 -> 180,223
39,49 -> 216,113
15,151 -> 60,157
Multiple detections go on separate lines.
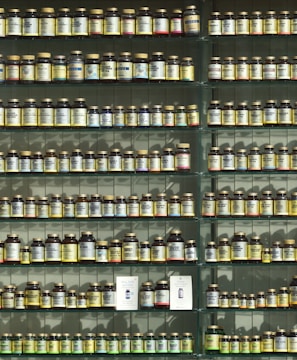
0,127 -> 199,132
200,354 -> 296,358
0,355 -> 197,358
0,308 -> 197,313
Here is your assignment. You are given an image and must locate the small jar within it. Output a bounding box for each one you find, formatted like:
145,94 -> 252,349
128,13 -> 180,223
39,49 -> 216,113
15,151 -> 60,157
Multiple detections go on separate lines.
208,57 -> 222,81
161,148 -> 175,171
216,191 -> 230,217
109,239 -> 122,263
206,284 -> 219,308
30,238 -> 45,263
263,56 -> 277,80
52,55 -> 67,82
153,9 -> 169,36
151,236 -> 166,263
278,100 -> 292,125
236,11 -> 249,35
19,151 -> 32,172
149,52 -> 165,82
139,241 -> 151,263
6,9 -> 21,38
140,193 -> 154,217
166,229 -> 184,262
72,7 -> 88,38
127,196 -> 140,217
79,231 -> 95,263
236,57 -> 249,81
166,55 -> 180,81
38,98 -> 54,127
218,238 -> 231,262
6,55 -> 20,84
52,283 -> 66,308
55,98 -> 71,127
63,196 -> 74,218
62,233 -> 78,263
274,329 -> 288,352
248,235 -> 263,262
180,57 -> 194,81
222,12 -> 235,35
104,8 -> 120,36
71,98 -> 87,127
208,11 -> 221,36
264,10 -> 277,35
205,241 -> 218,263
25,281 -> 40,309
283,239 -> 296,261
44,149 -> 58,173
236,102 -> 249,126
40,291 -> 51,309
45,233 -> 61,263
266,289 -> 277,308
37,197 -> 49,218
6,150 -> 20,173
121,9 -> 135,36
154,280 -> 169,309
49,194 -> 63,218
140,282 -> 154,309
39,7 -> 55,38
222,147 -> 235,170
11,195 -> 24,218
35,52 -> 52,83
271,241 -> 283,262
102,195 -> 115,217
136,7 -> 152,36
250,11 -> 263,35
89,9 -> 103,37
75,194 -> 89,218
100,52 -> 116,82
133,53 -> 149,82
5,99 -> 21,127
117,52 -> 133,82
67,50 -> 84,83
122,232 -> 139,263
222,102 -> 235,126
231,231 -> 248,262
95,240 -> 108,263
77,292 -> 87,309
20,55 -> 35,84
183,5 -> 200,36
70,149 -> 83,172
102,283 -> 116,309
245,192 -> 260,217
56,8 -> 71,37
222,57 -> 235,81
175,143 -> 191,171
66,290 -> 77,309
274,190 -> 289,215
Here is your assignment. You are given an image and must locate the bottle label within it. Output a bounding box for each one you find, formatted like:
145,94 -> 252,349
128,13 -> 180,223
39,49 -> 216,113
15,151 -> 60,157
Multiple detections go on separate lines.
208,64 -> 221,80
68,61 -> 84,81
115,202 -> 127,217
75,202 -> 88,217
7,65 -> 19,81
139,247 -> 150,262
103,203 -> 114,217
264,18 -> 277,34
31,246 -> 44,262
79,242 -> 95,260
21,64 -> 35,82
45,242 -> 61,261
222,154 -> 235,170
109,247 -> 121,262
23,17 -> 38,36
109,155 -> 121,171
100,112 -> 113,127
274,336 -> 288,352
206,291 -> 219,307
250,64 -> 263,80
87,291 -> 101,307
251,19 -> 263,34
50,202 -> 62,217
6,157 -> 19,172
151,246 -> 165,262
56,17 -> 71,36
62,243 -> 77,262
89,18 -> 103,35
0,18 -> 5,37
163,112 -> 175,126
88,112 -> 99,127
248,244 -> 262,260
11,201 -> 23,216
231,199 -> 244,216
136,16 -> 152,35
155,289 -> 169,305
222,64 -> 235,80
208,19 -> 221,35
246,199 -> 259,216
133,63 -> 148,79
23,107 -> 37,126
166,64 -> 179,81
278,64 -> 290,79
208,108 -> 221,125
236,19 -> 249,34
176,153 -> 190,170
96,247 -> 108,262
104,17 -> 120,35
55,107 -> 70,126
236,109 -> 248,126
39,107 -> 54,126
149,157 -> 160,171
117,61 -> 132,81
72,16 -> 88,36
70,156 -> 83,171
58,158 -> 69,172
222,110 -> 235,126
36,63 -> 51,82
138,112 -> 150,127
222,19 -> 235,35
72,108 -> 87,126
263,64 -> 276,80
26,289 -> 40,306
128,202 -> 139,217
278,108 -> 292,125
185,246 -> 197,262
202,199 -> 215,217
167,242 -> 184,261
153,18 -> 168,34
40,18 -> 55,36
149,61 -> 165,80
205,248 -> 217,262
205,334 -> 220,351
122,242 -> 138,261
236,64 -> 249,80
168,202 -> 181,216
24,202 -> 36,217
231,241 -> 247,260
155,200 -> 167,216
5,242 -> 20,261
283,248 -> 295,261
102,290 -> 115,306
184,15 -> 200,34
52,291 -> 66,307
161,154 -> 175,171
85,64 -> 99,80
7,17 -> 21,35
89,201 -> 102,217
140,200 -> 153,216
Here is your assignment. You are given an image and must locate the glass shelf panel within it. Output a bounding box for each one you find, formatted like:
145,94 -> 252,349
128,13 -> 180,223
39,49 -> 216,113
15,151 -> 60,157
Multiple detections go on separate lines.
0,172 -> 199,178
0,217 -> 198,222
0,262 -> 197,268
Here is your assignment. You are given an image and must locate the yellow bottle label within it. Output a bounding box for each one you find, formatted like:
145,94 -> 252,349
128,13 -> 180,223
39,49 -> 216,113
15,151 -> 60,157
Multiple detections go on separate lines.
205,334 -> 220,350
87,291 -> 101,307
62,244 -> 78,262
26,289 -> 40,306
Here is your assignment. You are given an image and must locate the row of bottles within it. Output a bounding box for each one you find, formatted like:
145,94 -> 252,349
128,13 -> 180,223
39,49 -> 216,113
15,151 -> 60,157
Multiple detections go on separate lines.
1,230 -> 197,265
205,326 -> 297,354
208,144 -> 297,172
202,189 -> 297,217
1,145 -> 191,174
204,232 -> 297,263
208,10 -> 297,36
0,331 -> 193,355
0,279 -> 178,310
0,192 -> 195,219
208,99 -> 297,127
0,51 -> 195,84
0,99 -> 199,128
0,5 -> 200,38
206,275 -> 297,309
208,55 -> 297,81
